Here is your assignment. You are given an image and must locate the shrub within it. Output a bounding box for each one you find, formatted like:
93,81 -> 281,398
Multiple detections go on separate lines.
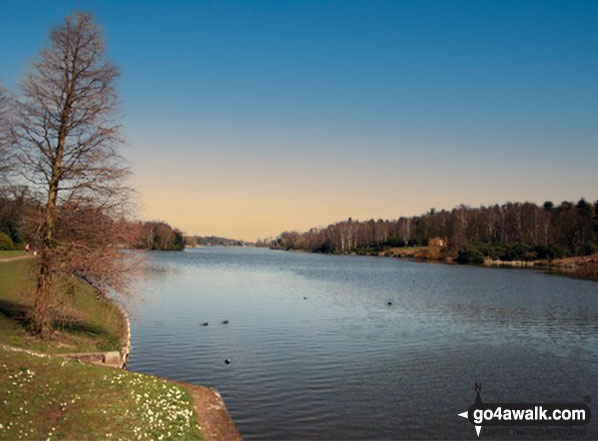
501,243 -> 533,261
385,238 -> 406,247
0,232 -> 15,250
533,245 -> 567,260
580,242 -> 597,256
314,242 -> 332,253
456,242 -> 570,262
474,242 -> 505,260
456,246 -> 485,264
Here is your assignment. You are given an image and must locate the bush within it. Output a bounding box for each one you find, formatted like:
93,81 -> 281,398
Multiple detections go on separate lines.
533,245 -> 567,260
580,242 -> 597,256
501,243 -> 533,261
474,242 -> 506,260
453,241 -> 582,264
456,242 -> 569,262
384,238 -> 406,247
0,232 -> 15,250
314,242 -> 332,253
456,246 -> 485,264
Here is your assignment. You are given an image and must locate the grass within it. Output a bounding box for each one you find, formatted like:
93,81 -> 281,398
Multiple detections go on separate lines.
391,246 -> 426,252
354,245 -> 428,257
0,250 -> 27,258
0,259 -> 125,354
0,346 -> 203,441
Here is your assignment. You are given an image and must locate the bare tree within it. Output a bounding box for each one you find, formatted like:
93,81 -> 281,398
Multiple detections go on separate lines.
12,12 -> 135,336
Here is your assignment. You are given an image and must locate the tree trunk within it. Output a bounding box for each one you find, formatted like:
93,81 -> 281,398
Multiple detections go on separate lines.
29,111 -> 65,336
30,259 -> 53,337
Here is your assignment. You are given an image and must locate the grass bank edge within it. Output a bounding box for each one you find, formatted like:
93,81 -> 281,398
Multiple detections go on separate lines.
0,258 -> 127,354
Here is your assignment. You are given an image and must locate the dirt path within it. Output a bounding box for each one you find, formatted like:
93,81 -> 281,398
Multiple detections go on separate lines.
0,254 -> 34,263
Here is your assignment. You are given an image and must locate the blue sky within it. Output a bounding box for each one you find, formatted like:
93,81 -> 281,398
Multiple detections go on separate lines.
1,1 -> 597,239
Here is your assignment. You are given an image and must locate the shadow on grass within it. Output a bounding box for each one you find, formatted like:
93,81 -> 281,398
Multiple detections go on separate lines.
0,298 -> 30,325
56,317 -> 120,349
0,299 -> 117,349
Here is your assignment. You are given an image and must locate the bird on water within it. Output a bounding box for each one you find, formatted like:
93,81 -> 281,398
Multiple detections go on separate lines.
201,322 -> 209,326
222,320 -> 229,324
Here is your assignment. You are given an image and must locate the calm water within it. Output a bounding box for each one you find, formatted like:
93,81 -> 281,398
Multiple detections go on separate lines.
126,247 -> 598,440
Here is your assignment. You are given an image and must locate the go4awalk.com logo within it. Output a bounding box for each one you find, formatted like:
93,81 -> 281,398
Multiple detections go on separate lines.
457,384 -> 591,437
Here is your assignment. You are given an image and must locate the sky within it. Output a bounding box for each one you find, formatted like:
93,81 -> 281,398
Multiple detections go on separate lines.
1,0 -> 597,241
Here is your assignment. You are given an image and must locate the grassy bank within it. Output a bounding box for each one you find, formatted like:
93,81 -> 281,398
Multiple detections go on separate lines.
0,346 -> 202,440
0,259 -> 125,354
0,258 -> 205,441
336,245 -> 442,260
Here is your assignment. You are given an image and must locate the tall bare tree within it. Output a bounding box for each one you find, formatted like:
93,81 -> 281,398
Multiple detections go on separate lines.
12,12 -> 135,336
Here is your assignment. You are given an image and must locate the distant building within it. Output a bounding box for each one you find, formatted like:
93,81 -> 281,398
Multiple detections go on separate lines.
428,237 -> 447,248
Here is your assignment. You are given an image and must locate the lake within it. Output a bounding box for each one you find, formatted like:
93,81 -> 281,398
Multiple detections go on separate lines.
126,247 -> 598,440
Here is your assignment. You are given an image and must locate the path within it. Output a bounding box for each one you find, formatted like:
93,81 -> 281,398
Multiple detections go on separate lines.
0,254 -> 34,263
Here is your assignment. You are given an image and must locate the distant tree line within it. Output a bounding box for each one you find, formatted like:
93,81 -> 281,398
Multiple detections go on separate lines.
0,188 -> 184,252
185,235 -> 252,247
259,198 -> 598,262
135,221 -> 185,251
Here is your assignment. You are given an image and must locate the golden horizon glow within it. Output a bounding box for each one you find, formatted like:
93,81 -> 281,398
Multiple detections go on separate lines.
129,136 -> 596,242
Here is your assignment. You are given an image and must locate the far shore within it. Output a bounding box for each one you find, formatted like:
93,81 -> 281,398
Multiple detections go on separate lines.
271,245 -> 598,281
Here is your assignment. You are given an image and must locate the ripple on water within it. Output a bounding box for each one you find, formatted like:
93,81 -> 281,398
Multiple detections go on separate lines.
127,248 -> 598,440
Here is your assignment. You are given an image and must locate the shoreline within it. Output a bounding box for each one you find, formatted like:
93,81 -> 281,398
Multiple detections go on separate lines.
48,298 -> 132,368
106,296 -> 242,440
0,255 -> 242,440
281,247 -> 598,281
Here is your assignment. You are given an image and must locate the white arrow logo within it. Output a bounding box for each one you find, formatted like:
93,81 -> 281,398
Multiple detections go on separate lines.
457,411 -> 482,437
